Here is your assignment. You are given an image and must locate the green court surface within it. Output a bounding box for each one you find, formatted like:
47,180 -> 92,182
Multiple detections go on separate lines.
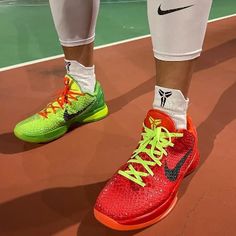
0,0 -> 235,68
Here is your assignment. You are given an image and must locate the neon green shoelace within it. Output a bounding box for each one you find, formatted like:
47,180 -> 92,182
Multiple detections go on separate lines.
118,122 -> 183,187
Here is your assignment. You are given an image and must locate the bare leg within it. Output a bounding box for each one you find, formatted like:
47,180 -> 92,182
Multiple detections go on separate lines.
155,59 -> 197,98
62,42 -> 94,67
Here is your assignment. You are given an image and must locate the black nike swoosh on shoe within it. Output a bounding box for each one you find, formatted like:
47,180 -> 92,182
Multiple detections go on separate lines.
164,148 -> 193,182
64,99 -> 96,122
158,4 -> 194,16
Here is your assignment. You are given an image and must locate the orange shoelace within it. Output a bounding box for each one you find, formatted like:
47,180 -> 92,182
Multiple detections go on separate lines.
38,77 -> 85,118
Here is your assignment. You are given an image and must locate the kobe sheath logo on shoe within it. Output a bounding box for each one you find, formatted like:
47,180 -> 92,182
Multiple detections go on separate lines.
159,89 -> 172,107
164,148 -> 193,182
158,4 -> 194,15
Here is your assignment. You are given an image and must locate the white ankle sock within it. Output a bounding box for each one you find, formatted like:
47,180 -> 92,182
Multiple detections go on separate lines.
65,59 -> 96,94
153,85 -> 189,129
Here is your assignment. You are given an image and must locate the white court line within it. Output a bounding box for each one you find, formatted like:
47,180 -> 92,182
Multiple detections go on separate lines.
0,13 -> 236,72
208,13 -> 236,23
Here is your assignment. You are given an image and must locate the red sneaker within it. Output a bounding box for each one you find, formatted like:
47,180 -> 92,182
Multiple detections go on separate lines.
94,109 -> 199,231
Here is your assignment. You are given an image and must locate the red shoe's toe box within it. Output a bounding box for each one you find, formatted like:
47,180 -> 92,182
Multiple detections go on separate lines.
95,171 -> 175,225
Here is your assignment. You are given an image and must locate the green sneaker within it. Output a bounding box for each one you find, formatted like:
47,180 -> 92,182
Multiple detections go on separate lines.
14,75 -> 108,143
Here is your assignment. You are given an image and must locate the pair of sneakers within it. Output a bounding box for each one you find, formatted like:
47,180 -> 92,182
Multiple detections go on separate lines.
14,75 -> 199,231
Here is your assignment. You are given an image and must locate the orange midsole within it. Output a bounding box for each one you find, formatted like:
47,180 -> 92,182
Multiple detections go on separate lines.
94,196 -> 177,231
94,150 -> 199,231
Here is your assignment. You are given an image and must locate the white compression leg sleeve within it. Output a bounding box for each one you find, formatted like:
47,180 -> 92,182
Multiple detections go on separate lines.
147,0 -> 213,61
49,0 -> 100,47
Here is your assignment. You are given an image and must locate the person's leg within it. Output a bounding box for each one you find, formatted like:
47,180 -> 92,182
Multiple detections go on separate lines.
14,0 -> 108,143
63,43 -> 94,67
149,0 -> 212,129
94,0 -> 212,230
155,60 -> 196,98
49,0 -> 100,93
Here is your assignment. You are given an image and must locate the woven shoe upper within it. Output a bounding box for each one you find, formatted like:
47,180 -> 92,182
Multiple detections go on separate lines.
14,75 -> 99,137
95,109 -> 197,222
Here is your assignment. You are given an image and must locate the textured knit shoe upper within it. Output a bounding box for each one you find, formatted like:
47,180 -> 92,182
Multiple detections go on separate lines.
95,109 -> 198,224
14,75 -> 106,142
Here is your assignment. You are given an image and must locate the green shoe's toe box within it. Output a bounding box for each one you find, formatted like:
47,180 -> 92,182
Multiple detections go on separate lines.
14,114 -> 67,143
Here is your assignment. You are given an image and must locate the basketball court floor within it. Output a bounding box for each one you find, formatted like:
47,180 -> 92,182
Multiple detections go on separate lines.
0,1 -> 236,235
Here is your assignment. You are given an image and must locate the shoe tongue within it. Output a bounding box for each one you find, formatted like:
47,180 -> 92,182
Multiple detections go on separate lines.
65,74 -> 82,93
144,109 -> 176,132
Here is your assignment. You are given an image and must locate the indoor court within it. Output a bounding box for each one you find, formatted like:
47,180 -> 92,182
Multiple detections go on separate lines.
0,1 -> 236,235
